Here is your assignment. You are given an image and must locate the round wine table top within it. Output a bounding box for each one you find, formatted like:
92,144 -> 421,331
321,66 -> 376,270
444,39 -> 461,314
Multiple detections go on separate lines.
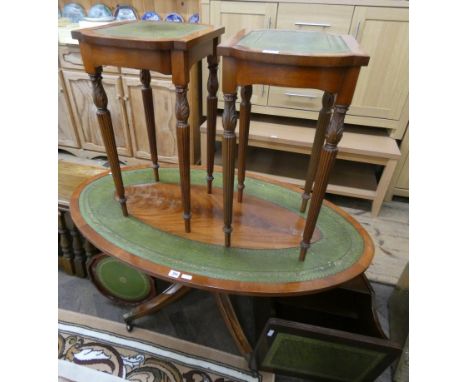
71,165 -> 374,296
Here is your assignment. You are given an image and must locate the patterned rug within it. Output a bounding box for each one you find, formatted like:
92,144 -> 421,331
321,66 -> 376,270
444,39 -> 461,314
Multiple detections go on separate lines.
58,309 -> 274,382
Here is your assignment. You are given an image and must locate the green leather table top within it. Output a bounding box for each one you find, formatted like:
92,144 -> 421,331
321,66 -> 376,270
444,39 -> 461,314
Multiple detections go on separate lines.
77,168 -> 370,286
94,21 -> 208,40
237,30 -> 350,55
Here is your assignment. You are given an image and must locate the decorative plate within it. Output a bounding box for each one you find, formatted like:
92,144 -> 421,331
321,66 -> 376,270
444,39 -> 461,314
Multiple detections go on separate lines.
188,13 -> 199,24
114,4 -> 138,21
83,15 -> 115,22
88,3 -> 113,19
142,11 -> 162,21
165,12 -> 184,23
63,3 -> 86,23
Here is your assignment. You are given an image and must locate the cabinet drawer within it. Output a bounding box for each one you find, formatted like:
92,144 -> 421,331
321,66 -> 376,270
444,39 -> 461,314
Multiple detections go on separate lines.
58,45 -> 119,73
277,4 -> 353,34
268,87 -> 324,112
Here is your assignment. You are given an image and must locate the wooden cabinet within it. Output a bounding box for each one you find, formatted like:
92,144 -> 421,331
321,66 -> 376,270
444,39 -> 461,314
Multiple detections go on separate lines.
122,76 -> 178,163
58,70 -> 80,148
269,3 -> 355,111
349,7 -> 409,138
205,0 -> 409,137
210,1 -> 278,106
387,126 -> 409,199
276,3 -> 353,33
62,70 -> 133,157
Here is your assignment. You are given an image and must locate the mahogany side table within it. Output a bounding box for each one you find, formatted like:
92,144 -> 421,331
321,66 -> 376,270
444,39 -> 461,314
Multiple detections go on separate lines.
72,21 -> 224,232
217,29 -> 370,260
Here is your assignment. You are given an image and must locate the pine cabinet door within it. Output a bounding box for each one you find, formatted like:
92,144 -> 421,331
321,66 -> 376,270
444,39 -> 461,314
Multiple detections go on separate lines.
211,1 -> 278,106
58,70 -> 80,148
122,76 -> 178,163
62,70 -> 133,157
348,7 -> 409,127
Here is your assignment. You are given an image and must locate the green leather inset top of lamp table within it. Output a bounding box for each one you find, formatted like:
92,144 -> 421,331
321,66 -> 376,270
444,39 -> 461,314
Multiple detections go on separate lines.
71,21 -> 225,233
70,165 -> 374,356
216,29 -> 370,261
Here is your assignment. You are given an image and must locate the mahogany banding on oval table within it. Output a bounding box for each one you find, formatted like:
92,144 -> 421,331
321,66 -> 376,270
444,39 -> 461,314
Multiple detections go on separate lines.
70,164 -> 374,297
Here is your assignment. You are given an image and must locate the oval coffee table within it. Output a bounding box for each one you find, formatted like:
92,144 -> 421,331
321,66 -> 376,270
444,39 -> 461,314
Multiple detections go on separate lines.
70,165 -> 374,357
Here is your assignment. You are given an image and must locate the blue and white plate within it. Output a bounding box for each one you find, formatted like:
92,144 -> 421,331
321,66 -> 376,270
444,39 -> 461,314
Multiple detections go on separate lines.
63,3 -> 86,23
88,3 -> 113,19
142,11 -> 161,21
165,12 -> 184,23
188,13 -> 199,24
114,5 -> 138,21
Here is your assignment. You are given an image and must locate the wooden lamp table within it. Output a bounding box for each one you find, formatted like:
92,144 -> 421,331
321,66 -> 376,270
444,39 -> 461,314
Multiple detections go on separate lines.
70,165 -> 374,358
216,29 -> 370,260
71,21 -> 224,232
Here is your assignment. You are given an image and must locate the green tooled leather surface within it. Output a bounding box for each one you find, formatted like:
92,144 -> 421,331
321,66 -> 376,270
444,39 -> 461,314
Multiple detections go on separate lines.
79,168 -> 365,283
237,30 -> 350,55
94,21 -> 207,40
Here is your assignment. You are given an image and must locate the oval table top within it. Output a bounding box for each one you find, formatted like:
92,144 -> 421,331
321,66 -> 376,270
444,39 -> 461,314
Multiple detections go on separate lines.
71,165 -> 374,296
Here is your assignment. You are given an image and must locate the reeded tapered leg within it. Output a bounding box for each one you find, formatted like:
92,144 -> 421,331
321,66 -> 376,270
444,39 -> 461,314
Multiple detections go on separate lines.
90,67 -> 128,216
299,105 -> 348,261
300,92 -> 334,212
222,93 -> 238,247
206,54 -> 219,194
140,69 -> 160,182
175,85 -> 191,233
237,85 -> 253,203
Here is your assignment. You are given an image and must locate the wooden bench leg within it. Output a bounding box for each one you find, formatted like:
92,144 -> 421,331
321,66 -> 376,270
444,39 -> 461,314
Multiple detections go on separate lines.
214,293 -> 253,358
58,210 -> 74,275
123,283 -> 191,332
301,92 -> 334,213
140,69 -> 160,182
372,159 -> 398,217
237,85 -> 253,203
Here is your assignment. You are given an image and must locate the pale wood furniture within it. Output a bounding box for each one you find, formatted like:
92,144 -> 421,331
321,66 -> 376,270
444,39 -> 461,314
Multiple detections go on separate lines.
199,0 -> 408,214
70,164 -> 374,357
202,0 -> 408,138
71,21 -> 224,230
387,125 -> 409,199
201,115 -> 400,216
217,29 -> 369,258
